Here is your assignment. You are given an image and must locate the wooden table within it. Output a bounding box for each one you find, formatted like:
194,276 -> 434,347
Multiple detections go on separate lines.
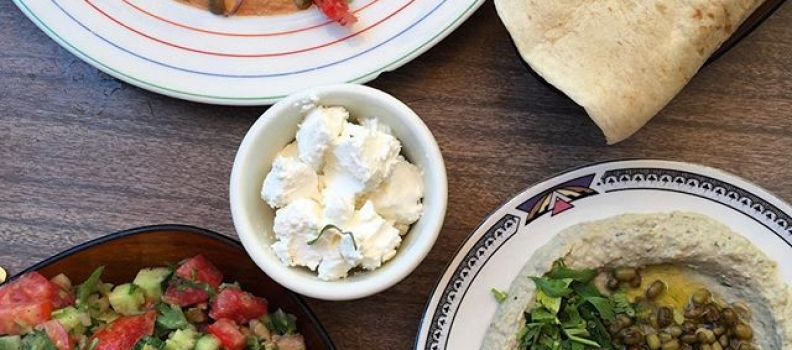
1,1 -> 790,349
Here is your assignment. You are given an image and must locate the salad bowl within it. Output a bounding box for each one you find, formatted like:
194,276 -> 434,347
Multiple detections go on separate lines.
5,224 -> 336,350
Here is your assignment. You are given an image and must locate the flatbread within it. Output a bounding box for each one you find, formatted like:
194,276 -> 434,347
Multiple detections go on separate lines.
495,0 -> 765,143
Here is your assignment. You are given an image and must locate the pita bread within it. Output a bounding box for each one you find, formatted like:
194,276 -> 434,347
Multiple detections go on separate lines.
495,0 -> 765,143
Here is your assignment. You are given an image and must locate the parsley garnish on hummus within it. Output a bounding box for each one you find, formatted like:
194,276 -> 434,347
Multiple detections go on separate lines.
518,260 -> 615,350
491,288 -> 508,303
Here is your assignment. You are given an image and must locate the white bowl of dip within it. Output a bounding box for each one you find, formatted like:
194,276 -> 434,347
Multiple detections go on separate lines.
230,84 -> 448,300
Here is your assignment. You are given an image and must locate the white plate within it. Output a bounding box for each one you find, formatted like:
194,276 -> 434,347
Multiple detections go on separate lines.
415,159 -> 792,350
13,0 -> 484,105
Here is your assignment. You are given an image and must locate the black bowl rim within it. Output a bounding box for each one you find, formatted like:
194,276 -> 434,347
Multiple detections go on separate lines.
10,224 -> 337,350
709,0 -> 788,62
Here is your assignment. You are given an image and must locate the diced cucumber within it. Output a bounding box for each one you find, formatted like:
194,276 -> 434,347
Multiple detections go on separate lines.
194,335 -> 220,350
163,328 -> 199,350
20,331 -> 56,350
85,293 -> 114,321
51,307 -> 90,337
133,268 -> 172,300
108,283 -> 145,315
49,273 -> 72,291
0,335 -> 22,350
249,320 -> 270,341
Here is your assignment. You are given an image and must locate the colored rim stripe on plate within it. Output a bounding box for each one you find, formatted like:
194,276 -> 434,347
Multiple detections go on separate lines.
85,0 -> 415,57
14,0 -> 483,101
121,0 -> 381,37
50,0 -> 444,77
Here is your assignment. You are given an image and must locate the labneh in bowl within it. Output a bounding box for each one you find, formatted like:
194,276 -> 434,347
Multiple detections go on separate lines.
6,225 -> 336,350
230,84 -> 448,301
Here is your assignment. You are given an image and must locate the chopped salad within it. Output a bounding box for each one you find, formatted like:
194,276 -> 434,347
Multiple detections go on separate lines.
0,255 -> 306,350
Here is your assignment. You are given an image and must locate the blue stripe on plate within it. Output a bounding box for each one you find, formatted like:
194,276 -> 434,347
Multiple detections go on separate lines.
46,0 -> 450,78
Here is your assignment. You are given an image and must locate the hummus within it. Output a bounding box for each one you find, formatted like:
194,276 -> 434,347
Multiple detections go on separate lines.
482,212 -> 792,350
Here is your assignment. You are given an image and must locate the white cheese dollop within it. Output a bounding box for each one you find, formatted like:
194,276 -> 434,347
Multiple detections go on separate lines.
330,119 -> 401,195
296,106 -> 348,171
346,201 -> 402,270
261,156 -> 320,209
271,198 -> 324,270
261,105 -> 423,281
368,156 -> 424,230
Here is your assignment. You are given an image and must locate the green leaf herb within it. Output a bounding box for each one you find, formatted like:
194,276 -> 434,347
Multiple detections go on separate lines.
155,303 -> 190,330
77,266 -> 105,307
307,225 -> 358,249
545,260 -> 597,283
264,309 -> 297,336
578,304 -> 615,350
583,296 -> 615,322
529,277 -> 573,298
491,288 -> 508,303
518,259 -> 618,350
174,278 -> 216,298
245,336 -> 262,350
21,330 -> 58,350
133,336 -> 165,350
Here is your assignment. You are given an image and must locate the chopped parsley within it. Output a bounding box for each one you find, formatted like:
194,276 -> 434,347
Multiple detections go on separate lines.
307,225 -> 358,249
491,288 -> 508,303
518,260 -> 615,350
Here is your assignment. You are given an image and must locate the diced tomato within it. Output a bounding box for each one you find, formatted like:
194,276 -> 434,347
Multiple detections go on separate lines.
175,255 -> 223,287
91,311 -> 156,350
209,288 -> 267,324
37,320 -> 73,350
162,282 -> 210,307
50,281 -> 75,309
206,319 -> 246,350
313,0 -> 357,25
0,272 -> 55,334
0,272 -> 54,303
0,302 -> 52,335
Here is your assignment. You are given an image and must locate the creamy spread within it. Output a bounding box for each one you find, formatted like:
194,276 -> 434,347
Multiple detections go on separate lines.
261,104 -> 424,281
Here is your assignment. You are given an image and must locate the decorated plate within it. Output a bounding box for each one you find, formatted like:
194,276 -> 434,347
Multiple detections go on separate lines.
12,0 -> 484,105
415,159 -> 792,349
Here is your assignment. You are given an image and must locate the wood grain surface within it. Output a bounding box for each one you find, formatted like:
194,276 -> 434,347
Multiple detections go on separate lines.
1,1 -> 791,349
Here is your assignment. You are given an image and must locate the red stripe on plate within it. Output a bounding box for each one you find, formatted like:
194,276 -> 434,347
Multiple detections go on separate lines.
121,0 -> 380,37
84,0 -> 415,58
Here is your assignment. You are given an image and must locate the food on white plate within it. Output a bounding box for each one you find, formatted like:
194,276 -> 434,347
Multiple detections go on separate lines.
494,0 -> 766,144
261,104 -> 425,281
0,255 -> 306,350
177,0 -> 357,25
482,212 -> 792,350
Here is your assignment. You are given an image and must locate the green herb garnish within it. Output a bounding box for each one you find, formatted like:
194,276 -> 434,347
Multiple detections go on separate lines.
264,309 -> 297,335
133,336 -> 165,350
518,260 -> 615,350
76,266 -> 105,307
155,303 -> 190,330
307,225 -> 358,249
246,336 -> 262,350
491,288 -> 508,303
174,278 -> 216,298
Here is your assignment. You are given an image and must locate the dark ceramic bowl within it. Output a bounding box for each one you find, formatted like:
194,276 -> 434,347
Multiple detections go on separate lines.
8,225 -> 336,350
